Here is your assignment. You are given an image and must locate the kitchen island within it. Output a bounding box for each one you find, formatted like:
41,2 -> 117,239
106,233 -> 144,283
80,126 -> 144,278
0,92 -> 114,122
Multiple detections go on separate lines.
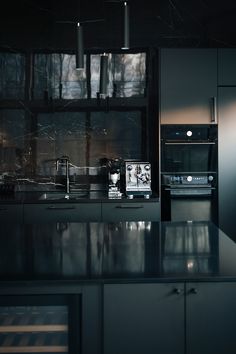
0,221 -> 236,354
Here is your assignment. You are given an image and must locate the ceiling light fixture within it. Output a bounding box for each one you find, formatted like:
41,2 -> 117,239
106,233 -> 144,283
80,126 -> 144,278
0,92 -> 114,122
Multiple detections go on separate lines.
99,53 -> 109,98
122,1 -> 129,49
76,22 -> 84,70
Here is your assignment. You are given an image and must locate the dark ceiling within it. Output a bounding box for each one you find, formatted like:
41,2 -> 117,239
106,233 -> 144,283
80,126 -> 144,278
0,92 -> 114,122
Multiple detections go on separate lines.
1,0 -> 236,51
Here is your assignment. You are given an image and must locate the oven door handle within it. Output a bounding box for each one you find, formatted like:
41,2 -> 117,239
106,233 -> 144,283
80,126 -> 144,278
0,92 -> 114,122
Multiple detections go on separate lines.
164,142 -> 216,145
164,187 -> 216,191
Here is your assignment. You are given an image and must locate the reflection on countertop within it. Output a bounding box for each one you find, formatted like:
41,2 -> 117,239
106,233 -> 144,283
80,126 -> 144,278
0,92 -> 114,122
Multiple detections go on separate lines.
0,221 -> 236,283
0,190 -> 160,203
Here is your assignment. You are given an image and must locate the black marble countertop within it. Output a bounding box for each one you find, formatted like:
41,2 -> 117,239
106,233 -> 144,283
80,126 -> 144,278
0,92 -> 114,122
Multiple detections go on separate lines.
0,221 -> 236,284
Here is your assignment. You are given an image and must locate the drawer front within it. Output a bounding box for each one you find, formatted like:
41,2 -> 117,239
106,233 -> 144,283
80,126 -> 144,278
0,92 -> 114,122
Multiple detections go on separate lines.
24,203 -> 101,222
102,202 -> 160,221
0,204 -> 23,222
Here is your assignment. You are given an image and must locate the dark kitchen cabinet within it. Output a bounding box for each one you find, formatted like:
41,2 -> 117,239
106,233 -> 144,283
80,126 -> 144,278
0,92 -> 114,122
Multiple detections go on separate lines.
23,202 -> 101,222
103,282 -> 236,354
103,283 -> 185,354
218,87 -> 236,241
218,48 -> 236,86
0,204 -> 23,222
160,49 -> 217,124
186,282 -> 236,354
101,201 -> 160,221
23,200 -> 160,223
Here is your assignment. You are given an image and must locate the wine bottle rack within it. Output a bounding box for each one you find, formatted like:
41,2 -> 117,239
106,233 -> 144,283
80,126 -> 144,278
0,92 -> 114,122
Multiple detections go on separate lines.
0,305 -> 68,353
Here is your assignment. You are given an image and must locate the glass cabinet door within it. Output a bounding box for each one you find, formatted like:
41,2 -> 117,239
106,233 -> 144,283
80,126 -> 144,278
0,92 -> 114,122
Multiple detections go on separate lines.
0,295 -> 80,353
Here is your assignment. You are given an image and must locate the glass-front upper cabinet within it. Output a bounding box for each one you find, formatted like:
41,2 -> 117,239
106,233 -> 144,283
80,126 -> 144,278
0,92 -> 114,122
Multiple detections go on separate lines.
33,53 -> 87,100
33,52 -> 146,100
90,53 -> 146,98
0,53 -> 25,100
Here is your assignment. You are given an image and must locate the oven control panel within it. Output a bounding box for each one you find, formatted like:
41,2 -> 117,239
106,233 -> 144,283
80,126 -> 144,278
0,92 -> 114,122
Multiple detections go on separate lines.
162,175 -> 213,186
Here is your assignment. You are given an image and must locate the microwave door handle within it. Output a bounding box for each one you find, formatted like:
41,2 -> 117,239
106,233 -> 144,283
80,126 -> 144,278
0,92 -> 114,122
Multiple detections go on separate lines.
164,142 -> 215,145
211,96 -> 217,124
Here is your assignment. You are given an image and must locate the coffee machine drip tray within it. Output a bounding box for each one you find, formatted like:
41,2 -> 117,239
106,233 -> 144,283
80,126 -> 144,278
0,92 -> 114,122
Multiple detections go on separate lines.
125,161 -> 152,199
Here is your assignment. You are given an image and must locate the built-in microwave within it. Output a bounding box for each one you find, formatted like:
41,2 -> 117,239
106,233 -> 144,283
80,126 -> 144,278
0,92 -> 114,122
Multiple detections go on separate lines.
161,124 -> 218,174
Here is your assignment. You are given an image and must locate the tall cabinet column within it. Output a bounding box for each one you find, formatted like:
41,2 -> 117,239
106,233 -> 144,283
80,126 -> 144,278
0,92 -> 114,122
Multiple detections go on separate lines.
217,49 -> 236,241
218,87 -> 236,241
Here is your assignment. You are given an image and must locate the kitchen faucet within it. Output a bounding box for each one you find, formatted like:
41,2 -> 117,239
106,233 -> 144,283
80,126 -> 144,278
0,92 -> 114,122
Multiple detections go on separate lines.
56,156 -> 70,194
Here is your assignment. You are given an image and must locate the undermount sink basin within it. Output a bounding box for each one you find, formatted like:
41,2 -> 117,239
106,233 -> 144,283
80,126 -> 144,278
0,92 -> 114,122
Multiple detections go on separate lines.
38,192 -> 88,200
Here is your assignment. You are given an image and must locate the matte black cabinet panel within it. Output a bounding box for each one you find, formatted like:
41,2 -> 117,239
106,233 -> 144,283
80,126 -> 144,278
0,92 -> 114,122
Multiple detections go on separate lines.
24,203 -> 101,222
103,283 -> 185,354
81,285 -> 102,354
104,282 -> 236,354
0,204 -> 23,222
23,201 -> 160,222
218,49 -> 236,86
218,87 -> 236,241
160,49 -> 217,124
101,201 -> 160,221
186,282 -> 236,354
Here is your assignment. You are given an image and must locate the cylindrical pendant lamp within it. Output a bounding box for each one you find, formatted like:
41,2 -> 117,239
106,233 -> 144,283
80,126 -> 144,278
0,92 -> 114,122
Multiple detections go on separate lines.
76,22 -> 84,70
122,1 -> 130,49
99,53 -> 109,97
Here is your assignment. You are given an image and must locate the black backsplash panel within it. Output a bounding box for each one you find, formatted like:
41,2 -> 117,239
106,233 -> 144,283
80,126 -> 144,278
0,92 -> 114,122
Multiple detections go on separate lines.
0,109 -> 144,190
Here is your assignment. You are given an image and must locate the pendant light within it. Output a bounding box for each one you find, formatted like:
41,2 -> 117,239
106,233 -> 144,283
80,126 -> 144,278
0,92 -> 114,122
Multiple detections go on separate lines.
99,53 -> 109,98
76,22 -> 84,70
122,1 -> 130,49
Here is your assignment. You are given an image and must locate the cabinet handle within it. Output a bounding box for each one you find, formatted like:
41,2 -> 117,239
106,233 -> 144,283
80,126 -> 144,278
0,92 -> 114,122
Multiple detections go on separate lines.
47,206 -> 76,210
211,96 -> 217,123
173,288 -> 182,294
115,205 -> 144,209
189,288 -> 198,294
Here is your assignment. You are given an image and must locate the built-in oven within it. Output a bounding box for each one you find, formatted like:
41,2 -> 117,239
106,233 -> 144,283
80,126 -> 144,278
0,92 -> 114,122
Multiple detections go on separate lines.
161,125 -> 218,222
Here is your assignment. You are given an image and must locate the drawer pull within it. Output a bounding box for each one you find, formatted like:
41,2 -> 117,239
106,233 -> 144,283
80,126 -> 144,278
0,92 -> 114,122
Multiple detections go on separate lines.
115,205 -> 144,209
47,206 -> 76,210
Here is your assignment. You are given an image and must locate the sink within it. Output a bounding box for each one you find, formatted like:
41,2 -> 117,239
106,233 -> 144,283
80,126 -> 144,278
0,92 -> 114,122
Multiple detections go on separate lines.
38,192 -> 88,200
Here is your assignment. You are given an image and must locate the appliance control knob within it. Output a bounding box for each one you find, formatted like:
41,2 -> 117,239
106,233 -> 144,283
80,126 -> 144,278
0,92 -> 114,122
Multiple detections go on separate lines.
186,130 -> 192,137
144,164 -> 150,171
208,175 -> 214,182
187,175 -> 193,182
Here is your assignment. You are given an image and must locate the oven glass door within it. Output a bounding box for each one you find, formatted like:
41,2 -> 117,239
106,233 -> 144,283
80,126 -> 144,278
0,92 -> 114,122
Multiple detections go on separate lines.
161,142 -> 217,173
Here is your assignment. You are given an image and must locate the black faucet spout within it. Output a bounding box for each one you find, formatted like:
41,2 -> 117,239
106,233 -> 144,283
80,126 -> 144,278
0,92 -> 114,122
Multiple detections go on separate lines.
56,156 -> 70,194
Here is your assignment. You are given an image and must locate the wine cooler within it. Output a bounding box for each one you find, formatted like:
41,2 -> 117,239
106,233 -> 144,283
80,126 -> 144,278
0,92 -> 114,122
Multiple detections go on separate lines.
0,294 -> 80,353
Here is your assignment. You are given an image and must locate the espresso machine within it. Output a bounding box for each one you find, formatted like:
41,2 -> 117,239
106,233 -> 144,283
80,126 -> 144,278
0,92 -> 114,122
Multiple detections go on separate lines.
125,161 -> 152,199
107,158 -> 122,199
